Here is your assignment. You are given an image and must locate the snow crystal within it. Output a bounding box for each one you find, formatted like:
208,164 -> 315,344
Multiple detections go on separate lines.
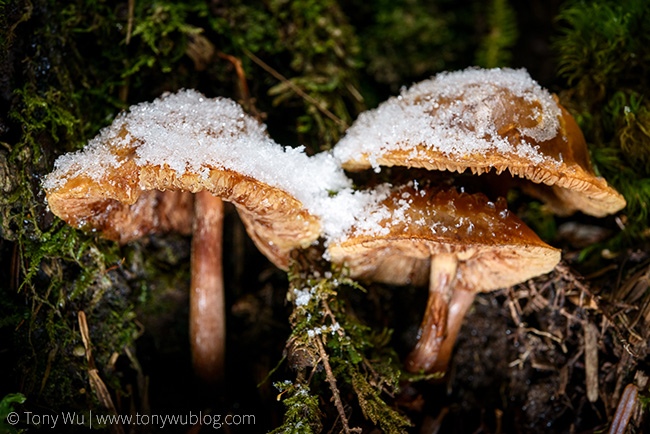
332,184 -> 418,240
333,68 -> 563,170
293,287 -> 315,307
307,329 -> 317,338
43,90 -> 393,242
316,185 -> 392,243
306,323 -> 340,338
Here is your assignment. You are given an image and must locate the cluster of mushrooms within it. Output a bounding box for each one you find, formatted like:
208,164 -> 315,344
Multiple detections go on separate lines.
43,68 -> 625,383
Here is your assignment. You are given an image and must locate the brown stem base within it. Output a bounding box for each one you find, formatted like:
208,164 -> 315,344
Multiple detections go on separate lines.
404,290 -> 449,373
190,191 -> 225,383
429,288 -> 476,373
405,254 -> 458,373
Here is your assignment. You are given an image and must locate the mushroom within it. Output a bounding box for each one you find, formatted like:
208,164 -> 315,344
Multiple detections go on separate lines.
330,67 -> 625,372
43,90 -> 349,382
327,183 -> 561,372
333,67 -> 626,217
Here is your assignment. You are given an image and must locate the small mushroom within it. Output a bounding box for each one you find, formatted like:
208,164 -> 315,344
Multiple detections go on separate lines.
328,183 -> 561,372
333,67 -> 625,217
43,90 -> 345,382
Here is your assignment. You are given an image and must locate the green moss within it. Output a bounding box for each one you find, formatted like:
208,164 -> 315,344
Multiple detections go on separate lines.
265,0 -> 365,148
475,0 -> 518,68
554,0 -> 650,250
0,0 -> 372,418
11,86 -> 81,155
605,92 -> 650,173
350,0 -> 460,92
274,261 -> 411,433
127,2 -> 209,76
555,0 -> 650,93
0,0 -> 186,411
0,393 -> 26,434
270,382 -> 322,434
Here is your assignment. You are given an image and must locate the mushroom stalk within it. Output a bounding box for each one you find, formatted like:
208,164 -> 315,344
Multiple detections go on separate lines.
430,287 -> 476,373
405,253 -> 458,373
190,191 -> 225,383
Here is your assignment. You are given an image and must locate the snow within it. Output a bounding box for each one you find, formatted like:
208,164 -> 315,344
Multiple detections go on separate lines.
43,89 -> 389,242
333,67 -> 563,170
332,182 -> 425,240
317,185 -> 392,243
44,69 -> 553,250
328,182 -> 524,245
45,90 -> 350,202
306,323 -> 340,338
293,287 -> 315,307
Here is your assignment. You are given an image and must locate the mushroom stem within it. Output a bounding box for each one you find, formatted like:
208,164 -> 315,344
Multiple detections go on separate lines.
405,253 -> 458,373
190,191 -> 225,383
430,287 -> 476,373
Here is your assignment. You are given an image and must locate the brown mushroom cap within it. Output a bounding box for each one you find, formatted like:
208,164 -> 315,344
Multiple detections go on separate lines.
328,183 -> 561,373
333,68 -> 625,217
43,90 -> 333,255
43,90 -> 350,383
327,184 -> 561,292
46,156 -> 320,264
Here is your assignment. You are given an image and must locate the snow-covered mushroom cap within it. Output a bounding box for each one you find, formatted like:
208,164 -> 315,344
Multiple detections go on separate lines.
43,90 -> 350,258
327,183 -> 561,290
43,90 -> 358,382
333,68 -> 626,217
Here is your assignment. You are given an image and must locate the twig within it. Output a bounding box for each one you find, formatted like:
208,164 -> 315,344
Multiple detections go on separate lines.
243,48 -> 348,128
608,383 -> 638,434
524,327 -> 567,353
126,0 -> 135,44
320,296 -> 392,394
321,297 -> 345,339
216,51 -> 263,121
556,264 -> 639,358
39,345 -> 58,395
506,287 -> 524,327
103,257 -> 125,275
313,336 -> 361,434
584,322 -> 600,402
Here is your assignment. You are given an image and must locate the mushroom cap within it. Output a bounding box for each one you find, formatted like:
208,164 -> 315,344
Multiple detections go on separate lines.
43,90 -> 346,260
333,68 -> 625,217
327,184 -> 561,292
